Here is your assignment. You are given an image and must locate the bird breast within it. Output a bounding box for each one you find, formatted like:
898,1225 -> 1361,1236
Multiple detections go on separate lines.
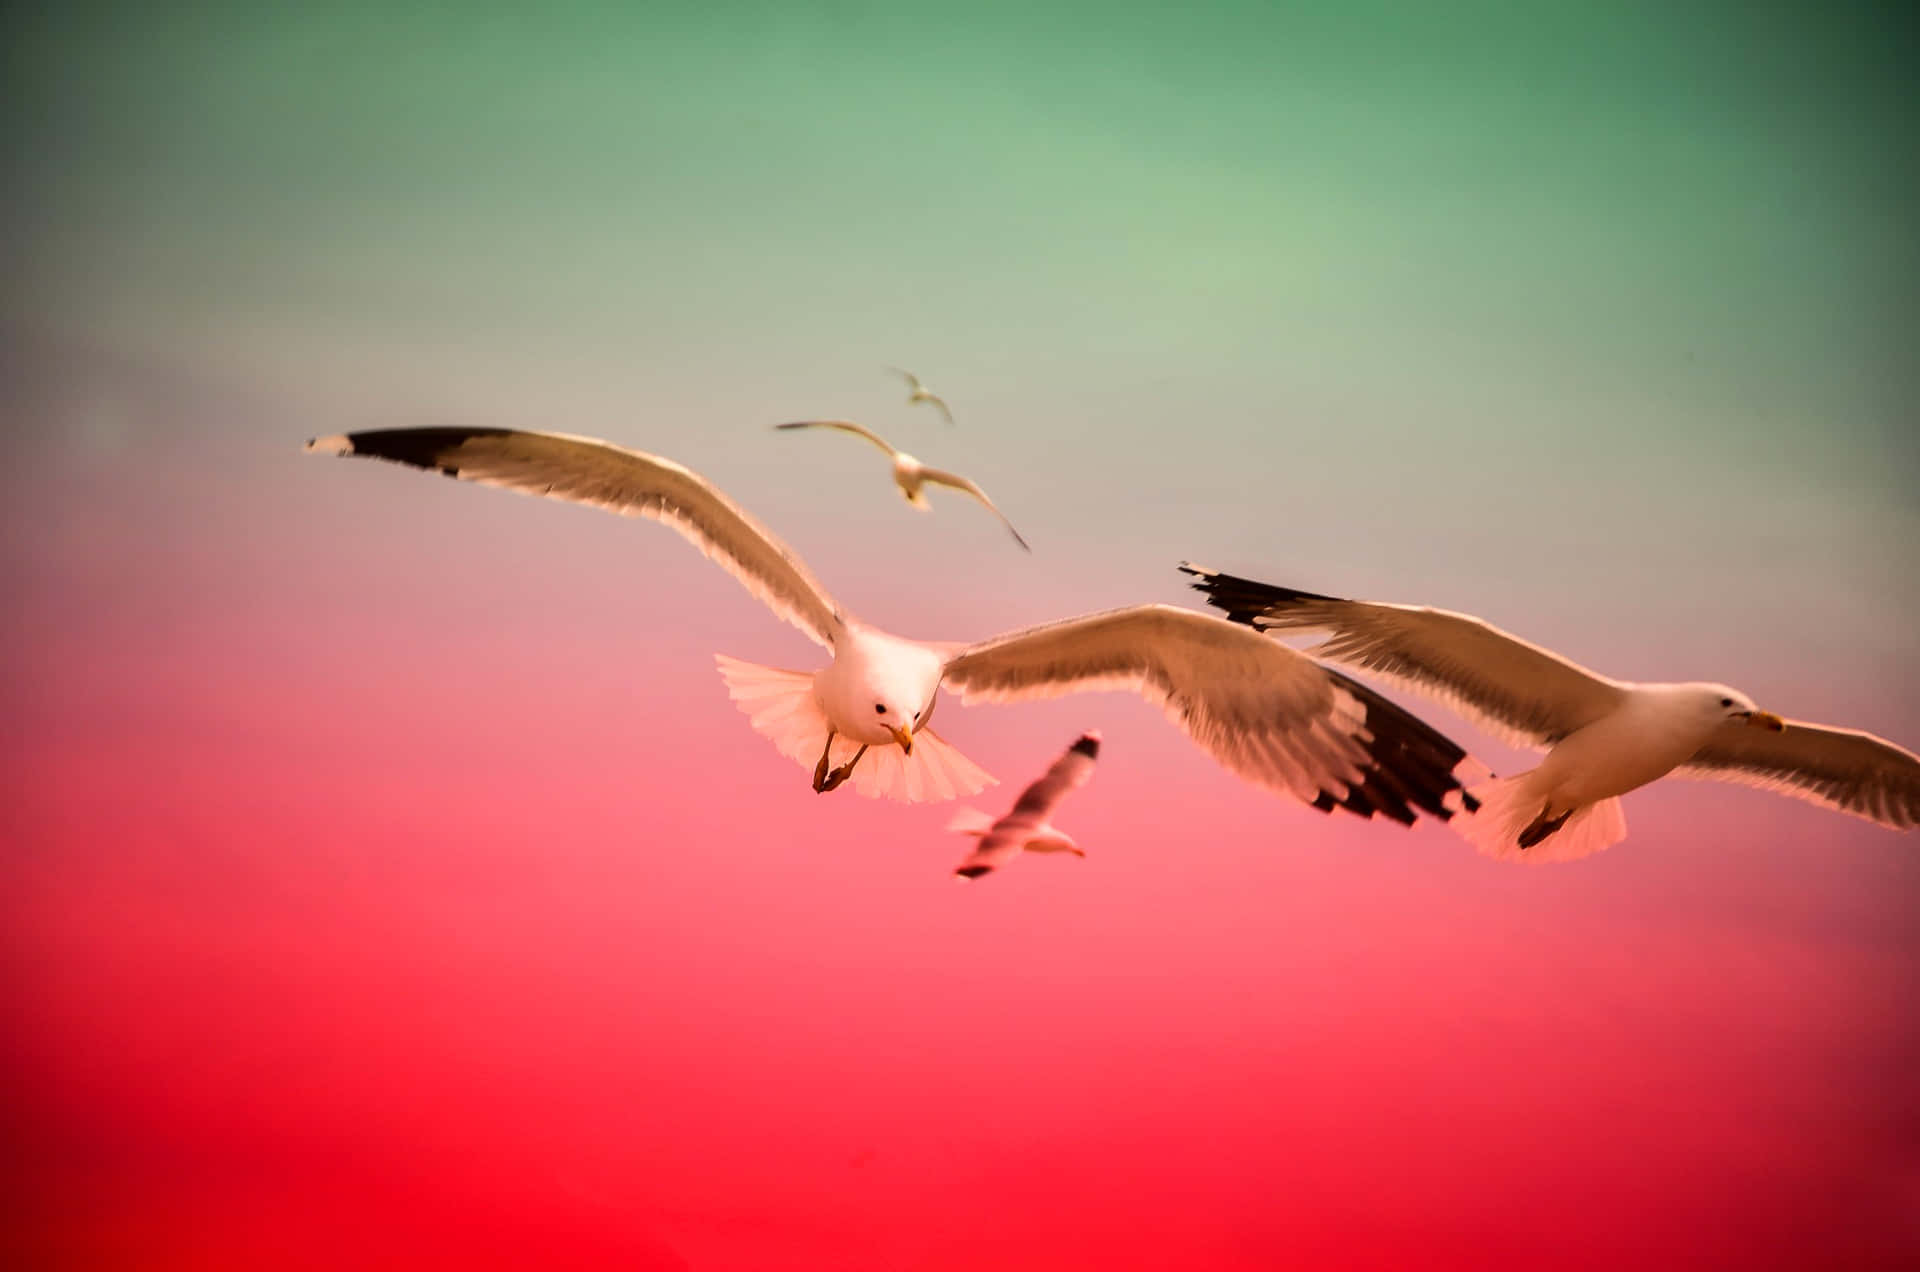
1546,689 -> 1727,804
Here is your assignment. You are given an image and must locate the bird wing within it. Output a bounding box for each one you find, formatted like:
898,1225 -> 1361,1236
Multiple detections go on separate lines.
1674,720 -> 1920,831
942,605 -> 1480,824
1002,733 -> 1100,825
773,419 -> 899,458
888,366 -> 927,393
923,394 -> 955,426
1181,564 -> 1626,749
918,466 -> 1030,551
307,427 -> 847,649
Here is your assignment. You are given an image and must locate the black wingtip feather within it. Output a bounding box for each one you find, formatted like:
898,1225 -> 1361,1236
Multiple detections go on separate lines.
331,426 -> 519,476
1179,563 -> 1348,615
1070,735 -> 1100,758
1313,670 -> 1475,826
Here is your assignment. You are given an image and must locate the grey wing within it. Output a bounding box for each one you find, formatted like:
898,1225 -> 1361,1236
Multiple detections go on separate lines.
889,366 -> 927,393
1675,719 -> 1920,830
307,427 -> 846,648
1003,733 -> 1100,824
1181,564 -> 1625,749
924,394 -> 955,426
942,605 -> 1481,825
919,466 -> 1030,551
774,419 -> 900,457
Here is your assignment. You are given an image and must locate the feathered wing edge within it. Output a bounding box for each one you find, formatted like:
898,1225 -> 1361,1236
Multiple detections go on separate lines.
308,428 -> 847,650
1179,562 -> 1624,751
941,605 -> 1486,827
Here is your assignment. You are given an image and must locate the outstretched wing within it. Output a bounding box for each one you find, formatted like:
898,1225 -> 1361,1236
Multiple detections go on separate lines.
1182,564 -> 1625,749
307,427 -> 847,648
942,605 -> 1482,825
774,419 -> 899,458
920,466 -> 1030,551
1676,720 -> 1920,831
888,366 -> 927,393
922,393 -> 955,426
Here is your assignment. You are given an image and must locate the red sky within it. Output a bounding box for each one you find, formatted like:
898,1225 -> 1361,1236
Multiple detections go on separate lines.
4,355 -> 1915,1269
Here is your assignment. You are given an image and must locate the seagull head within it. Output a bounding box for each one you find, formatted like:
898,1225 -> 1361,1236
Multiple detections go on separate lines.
1698,684 -> 1785,732
861,683 -> 937,754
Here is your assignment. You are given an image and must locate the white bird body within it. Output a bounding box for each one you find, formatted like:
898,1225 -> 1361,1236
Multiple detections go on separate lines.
812,623 -> 946,748
948,807 -> 1081,854
1184,563 -> 1920,863
1539,683 -> 1749,810
306,427 -> 1483,823
890,452 -> 932,508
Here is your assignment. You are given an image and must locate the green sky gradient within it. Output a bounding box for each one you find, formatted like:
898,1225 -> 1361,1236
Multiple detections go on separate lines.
4,1 -> 1914,683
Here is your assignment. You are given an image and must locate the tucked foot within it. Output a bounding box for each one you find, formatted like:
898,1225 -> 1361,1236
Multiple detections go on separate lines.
1518,805 -> 1572,849
816,743 -> 869,794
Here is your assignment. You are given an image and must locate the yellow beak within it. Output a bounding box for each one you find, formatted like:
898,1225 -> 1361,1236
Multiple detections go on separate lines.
1746,710 -> 1786,732
889,724 -> 914,754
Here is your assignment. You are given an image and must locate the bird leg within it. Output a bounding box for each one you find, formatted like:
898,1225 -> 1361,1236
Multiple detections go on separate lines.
819,745 -> 869,793
1518,805 -> 1571,849
812,732 -> 870,794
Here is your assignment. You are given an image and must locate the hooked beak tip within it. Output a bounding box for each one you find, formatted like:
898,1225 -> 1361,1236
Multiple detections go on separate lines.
1746,710 -> 1786,732
889,724 -> 914,754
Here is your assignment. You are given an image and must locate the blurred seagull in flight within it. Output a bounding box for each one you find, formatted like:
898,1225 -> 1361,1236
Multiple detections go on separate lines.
1182,563 -> 1920,862
949,732 -> 1100,880
889,366 -> 955,425
775,419 -> 1030,551
304,426 -> 1483,824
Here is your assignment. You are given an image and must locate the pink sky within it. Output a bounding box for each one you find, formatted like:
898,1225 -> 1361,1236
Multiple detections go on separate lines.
4,354 -> 1915,1268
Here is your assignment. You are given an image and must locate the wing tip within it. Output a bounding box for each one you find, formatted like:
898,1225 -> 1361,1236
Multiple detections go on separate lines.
1070,732 -> 1101,758
305,433 -> 353,456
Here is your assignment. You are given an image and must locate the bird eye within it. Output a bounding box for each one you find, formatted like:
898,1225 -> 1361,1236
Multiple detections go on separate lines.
1719,697 -> 1733,708
874,703 -> 886,714
913,710 -> 921,721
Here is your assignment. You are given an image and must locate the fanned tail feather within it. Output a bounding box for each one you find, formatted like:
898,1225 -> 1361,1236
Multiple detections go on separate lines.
714,654 -> 996,803
1453,772 -> 1628,864
715,653 -> 830,769
848,726 -> 997,803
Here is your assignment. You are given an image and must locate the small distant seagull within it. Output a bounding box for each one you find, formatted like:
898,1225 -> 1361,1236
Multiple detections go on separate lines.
775,419 -> 1030,551
950,732 -> 1100,879
1182,563 -> 1920,863
889,367 -> 955,426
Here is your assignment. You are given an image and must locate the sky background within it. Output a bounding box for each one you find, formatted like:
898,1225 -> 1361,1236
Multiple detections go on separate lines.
3,2 -> 1917,1267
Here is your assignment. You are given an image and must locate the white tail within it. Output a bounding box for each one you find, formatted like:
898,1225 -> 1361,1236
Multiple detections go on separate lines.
946,807 -> 996,837
715,654 -> 996,803
1453,772 -> 1629,865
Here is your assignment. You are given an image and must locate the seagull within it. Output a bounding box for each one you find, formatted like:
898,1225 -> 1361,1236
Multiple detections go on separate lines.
1181,563 -> 1920,862
949,732 -> 1100,880
889,367 -> 954,425
303,426 -> 1483,823
775,419 -> 1030,551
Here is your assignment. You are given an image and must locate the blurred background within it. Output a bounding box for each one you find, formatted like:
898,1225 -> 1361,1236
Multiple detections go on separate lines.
3,2 -> 1915,1267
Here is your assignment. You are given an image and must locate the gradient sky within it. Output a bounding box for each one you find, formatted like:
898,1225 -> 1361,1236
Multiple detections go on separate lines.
4,3 -> 1917,1268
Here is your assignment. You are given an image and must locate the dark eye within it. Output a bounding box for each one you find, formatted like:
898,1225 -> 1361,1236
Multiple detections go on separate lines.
1719,698 -> 1733,708
874,703 -> 886,714
913,710 -> 921,721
